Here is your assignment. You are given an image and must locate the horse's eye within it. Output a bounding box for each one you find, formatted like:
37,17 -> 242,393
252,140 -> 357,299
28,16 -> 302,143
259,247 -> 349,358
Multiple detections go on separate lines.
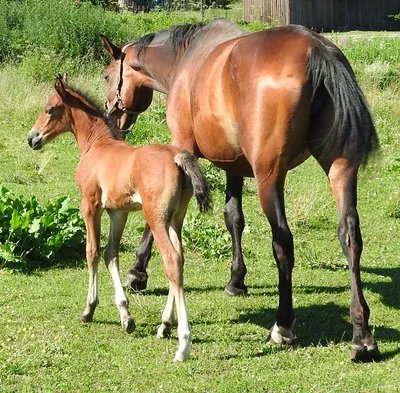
45,107 -> 53,116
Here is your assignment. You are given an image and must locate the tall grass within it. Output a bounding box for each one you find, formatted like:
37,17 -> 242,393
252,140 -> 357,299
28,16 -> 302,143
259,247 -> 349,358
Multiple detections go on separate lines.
0,0 -> 268,82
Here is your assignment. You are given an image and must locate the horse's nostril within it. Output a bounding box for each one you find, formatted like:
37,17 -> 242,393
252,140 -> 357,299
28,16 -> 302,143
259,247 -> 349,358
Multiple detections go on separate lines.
27,130 -> 43,150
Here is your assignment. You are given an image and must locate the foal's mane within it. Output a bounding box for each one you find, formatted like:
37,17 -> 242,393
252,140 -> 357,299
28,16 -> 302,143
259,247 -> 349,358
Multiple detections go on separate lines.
63,83 -> 120,137
135,22 -> 204,59
64,85 -> 104,119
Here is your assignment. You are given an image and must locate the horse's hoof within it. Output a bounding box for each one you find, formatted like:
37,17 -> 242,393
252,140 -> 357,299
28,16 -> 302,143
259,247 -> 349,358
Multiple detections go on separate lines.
157,323 -> 172,339
80,312 -> 93,323
224,282 -> 248,296
124,269 -> 148,292
122,317 -> 136,334
351,337 -> 380,362
267,323 -> 294,345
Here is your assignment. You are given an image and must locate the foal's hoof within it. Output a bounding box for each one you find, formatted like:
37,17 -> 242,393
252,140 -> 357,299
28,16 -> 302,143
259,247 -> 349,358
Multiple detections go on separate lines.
174,349 -> 190,362
224,282 -> 248,297
122,317 -> 136,334
80,312 -> 93,323
157,323 -> 172,339
124,269 -> 148,292
351,337 -> 380,362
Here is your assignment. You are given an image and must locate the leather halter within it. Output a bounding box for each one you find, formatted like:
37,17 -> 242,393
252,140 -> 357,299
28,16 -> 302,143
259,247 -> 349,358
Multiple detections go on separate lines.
106,42 -> 137,117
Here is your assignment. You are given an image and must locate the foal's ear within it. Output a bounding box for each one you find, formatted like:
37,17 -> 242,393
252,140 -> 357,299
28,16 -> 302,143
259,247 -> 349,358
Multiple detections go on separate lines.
55,77 -> 67,99
100,34 -> 122,60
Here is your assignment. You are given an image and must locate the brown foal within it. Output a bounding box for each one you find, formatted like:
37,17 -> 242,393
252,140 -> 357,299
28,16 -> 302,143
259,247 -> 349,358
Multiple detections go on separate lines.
27,77 -> 210,361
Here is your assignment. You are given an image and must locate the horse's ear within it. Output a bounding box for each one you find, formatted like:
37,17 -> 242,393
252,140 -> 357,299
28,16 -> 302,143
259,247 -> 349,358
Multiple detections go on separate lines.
55,76 -> 67,99
100,34 -> 122,59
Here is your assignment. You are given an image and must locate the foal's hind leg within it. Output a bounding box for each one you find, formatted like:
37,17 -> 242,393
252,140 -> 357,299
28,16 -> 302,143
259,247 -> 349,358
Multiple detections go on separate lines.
106,210 -> 135,333
124,223 -> 153,292
325,158 -> 379,361
224,174 -> 248,296
257,176 -> 295,344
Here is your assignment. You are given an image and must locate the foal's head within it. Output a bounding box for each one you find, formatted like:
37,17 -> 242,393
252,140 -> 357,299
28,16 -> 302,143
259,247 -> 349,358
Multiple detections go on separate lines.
28,77 -> 73,150
101,35 -> 153,131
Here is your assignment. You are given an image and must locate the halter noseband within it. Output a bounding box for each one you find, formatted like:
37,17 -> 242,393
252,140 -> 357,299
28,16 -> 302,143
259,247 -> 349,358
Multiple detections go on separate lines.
106,42 -> 137,117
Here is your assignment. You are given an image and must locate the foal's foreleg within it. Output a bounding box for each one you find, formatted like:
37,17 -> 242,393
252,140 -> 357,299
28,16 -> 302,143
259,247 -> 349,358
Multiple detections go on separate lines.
81,200 -> 102,323
106,210 -> 135,334
328,159 -> 379,361
224,174 -> 247,296
125,223 -> 153,292
258,179 -> 295,345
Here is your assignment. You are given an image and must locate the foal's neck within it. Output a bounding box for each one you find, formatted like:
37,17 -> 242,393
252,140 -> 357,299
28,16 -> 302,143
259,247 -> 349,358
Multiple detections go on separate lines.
69,106 -> 113,155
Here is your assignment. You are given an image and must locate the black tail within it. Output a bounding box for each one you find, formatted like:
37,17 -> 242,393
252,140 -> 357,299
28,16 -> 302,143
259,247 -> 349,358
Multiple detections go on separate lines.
308,44 -> 378,165
174,152 -> 211,212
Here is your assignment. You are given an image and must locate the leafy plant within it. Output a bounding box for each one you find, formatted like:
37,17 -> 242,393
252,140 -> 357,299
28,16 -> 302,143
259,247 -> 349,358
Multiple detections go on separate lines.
0,186 -> 85,271
182,209 -> 231,260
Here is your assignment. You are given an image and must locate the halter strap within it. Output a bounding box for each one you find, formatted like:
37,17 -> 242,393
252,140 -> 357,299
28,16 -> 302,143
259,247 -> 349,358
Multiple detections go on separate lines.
106,42 -> 137,117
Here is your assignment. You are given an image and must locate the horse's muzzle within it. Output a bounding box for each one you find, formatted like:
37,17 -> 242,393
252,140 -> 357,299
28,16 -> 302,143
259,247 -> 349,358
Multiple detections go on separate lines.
27,129 -> 43,150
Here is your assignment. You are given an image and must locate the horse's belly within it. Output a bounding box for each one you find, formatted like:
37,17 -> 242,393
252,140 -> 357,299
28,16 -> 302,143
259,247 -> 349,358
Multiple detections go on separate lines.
193,111 -> 242,160
193,116 -> 254,176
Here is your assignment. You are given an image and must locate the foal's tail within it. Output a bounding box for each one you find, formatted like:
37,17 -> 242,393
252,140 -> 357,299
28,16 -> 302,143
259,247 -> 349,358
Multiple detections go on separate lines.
308,43 -> 378,165
174,152 -> 211,212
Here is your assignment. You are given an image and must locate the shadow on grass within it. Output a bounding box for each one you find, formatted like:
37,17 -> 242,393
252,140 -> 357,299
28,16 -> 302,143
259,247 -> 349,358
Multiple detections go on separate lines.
142,283 -> 278,297
236,302 -> 400,360
361,266 -> 400,309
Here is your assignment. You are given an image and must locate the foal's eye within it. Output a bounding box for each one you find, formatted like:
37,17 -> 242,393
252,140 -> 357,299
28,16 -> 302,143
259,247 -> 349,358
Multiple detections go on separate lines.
45,107 -> 53,116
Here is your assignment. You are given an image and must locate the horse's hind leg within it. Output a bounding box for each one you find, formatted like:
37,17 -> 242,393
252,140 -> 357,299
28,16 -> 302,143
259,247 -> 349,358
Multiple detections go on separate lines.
106,210 -> 135,334
224,173 -> 247,296
256,175 -> 295,344
324,158 -> 379,361
124,223 -> 153,292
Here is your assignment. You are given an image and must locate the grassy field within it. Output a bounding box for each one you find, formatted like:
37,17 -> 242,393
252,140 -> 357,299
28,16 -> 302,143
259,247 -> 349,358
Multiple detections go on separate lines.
1,10 -> 400,393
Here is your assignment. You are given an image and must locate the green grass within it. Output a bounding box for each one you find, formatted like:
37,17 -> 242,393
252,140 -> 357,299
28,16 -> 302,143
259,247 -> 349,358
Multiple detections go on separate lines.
1,15 -> 400,393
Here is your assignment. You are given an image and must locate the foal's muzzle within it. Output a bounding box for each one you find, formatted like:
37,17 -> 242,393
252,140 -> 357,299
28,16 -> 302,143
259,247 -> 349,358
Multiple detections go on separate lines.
27,129 -> 43,150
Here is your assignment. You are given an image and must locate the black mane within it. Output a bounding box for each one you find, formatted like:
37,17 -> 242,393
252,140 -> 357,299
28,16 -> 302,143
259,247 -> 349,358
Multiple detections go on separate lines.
136,23 -> 203,59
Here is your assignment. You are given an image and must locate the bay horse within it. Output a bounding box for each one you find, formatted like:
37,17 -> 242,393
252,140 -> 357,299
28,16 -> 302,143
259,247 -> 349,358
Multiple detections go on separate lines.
101,19 -> 379,360
27,77 -> 211,361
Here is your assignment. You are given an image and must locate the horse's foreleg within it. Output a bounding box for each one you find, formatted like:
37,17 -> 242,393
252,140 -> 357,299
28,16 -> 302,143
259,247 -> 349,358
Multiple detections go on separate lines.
106,210 -> 135,334
327,159 -> 379,361
257,178 -> 295,345
125,223 -> 153,292
81,199 -> 102,323
224,174 -> 247,296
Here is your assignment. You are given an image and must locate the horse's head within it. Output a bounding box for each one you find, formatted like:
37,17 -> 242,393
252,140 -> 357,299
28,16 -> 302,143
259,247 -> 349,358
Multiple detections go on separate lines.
28,77 -> 70,150
101,35 -> 153,132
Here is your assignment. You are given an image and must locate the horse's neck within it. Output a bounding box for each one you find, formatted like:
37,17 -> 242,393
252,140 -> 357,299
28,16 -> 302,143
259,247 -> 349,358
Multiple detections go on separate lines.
70,108 -> 112,154
141,21 -> 246,93
141,45 -> 179,93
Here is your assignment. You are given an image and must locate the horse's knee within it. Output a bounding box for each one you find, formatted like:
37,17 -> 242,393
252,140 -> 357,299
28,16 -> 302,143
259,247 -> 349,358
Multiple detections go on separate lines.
86,247 -> 100,264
